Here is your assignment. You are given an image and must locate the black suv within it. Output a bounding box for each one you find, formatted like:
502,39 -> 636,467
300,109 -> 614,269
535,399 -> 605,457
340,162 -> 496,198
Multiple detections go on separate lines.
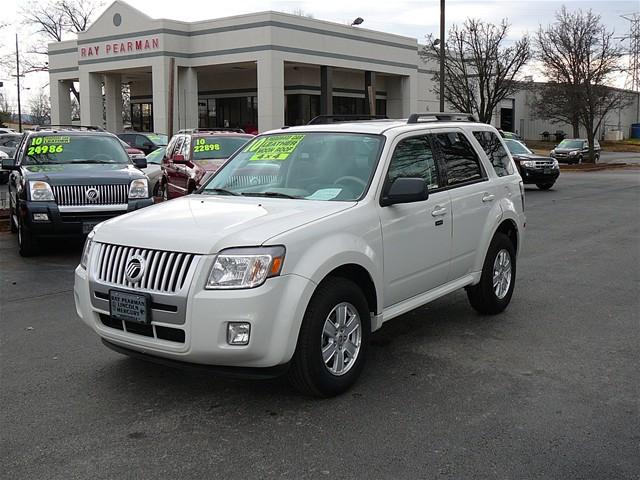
2,126 -> 153,256
550,138 -> 601,164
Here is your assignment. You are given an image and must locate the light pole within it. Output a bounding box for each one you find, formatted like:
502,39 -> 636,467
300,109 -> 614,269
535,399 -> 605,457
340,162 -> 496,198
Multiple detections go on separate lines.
439,0 -> 445,112
15,33 -> 22,133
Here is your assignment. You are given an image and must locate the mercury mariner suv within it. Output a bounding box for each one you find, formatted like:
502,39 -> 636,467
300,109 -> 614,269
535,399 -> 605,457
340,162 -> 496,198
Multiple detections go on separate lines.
74,113 -> 526,397
2,126 -> 152,256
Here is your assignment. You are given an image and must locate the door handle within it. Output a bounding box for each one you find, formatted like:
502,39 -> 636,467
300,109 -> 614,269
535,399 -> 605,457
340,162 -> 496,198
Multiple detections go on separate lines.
482,193 -> 495,203
431,206 -> 448,217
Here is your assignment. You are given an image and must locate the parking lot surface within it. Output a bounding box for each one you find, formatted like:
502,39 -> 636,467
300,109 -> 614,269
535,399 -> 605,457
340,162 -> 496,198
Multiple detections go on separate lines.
1,170 -> 639,479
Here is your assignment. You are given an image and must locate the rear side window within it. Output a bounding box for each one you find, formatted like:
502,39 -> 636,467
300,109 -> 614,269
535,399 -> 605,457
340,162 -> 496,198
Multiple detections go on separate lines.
433,132 -> 484,186
473,131 -> 514,177
387,135 -> 441,191
191,135 -> 250,160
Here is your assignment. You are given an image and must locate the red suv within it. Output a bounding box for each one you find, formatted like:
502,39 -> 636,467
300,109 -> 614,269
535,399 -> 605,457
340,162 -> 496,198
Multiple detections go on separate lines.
160,129 -> 253,199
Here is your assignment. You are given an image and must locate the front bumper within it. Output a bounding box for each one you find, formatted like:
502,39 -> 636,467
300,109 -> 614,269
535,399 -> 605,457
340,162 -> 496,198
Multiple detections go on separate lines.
520,167 -> 560,184
74,263 -> 317,369
19,198 -> 153,237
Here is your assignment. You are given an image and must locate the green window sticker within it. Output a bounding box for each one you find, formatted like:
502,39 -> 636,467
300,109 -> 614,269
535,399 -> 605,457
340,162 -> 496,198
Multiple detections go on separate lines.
27,136 -> 70,156
245,135 -> 305,161
193,138 -> 222,153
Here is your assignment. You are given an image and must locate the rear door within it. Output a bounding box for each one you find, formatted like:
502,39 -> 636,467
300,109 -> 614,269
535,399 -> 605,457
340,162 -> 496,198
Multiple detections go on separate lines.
165,135 -> 185,197
432,129 -> 497,280
379,133 -> 452,307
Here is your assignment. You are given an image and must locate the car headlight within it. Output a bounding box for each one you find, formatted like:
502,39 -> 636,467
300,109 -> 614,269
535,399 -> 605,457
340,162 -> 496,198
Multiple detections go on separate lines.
569,151 -> 577,156
521,160 -> 536,168
29,181 -> 55,201
550,150 -> 556,155
80,230 -> 95,269
206,246 -> 285,289
129,178 -> 149,198
552,159 -> 559,168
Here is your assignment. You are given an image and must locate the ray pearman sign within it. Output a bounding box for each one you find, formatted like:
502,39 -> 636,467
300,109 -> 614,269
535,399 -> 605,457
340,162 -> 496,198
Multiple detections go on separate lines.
80,37 -> 160,58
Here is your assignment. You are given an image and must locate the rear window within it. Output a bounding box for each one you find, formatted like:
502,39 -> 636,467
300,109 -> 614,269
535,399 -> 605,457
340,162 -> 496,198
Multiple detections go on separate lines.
23,135 -> 130,165
192,135 -> 250,160
147,134 -> 168,146
433,132 -> 485,186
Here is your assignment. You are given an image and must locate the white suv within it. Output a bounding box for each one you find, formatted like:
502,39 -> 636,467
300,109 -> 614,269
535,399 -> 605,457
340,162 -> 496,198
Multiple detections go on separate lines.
74,113 -> 525,397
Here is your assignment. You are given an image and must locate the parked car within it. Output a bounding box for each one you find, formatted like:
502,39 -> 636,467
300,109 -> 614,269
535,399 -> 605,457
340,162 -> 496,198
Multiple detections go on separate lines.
550,138 -> 600,164
0,127 -> 16,134
117,132 -> 168,155
0,149 -> 9,184
503,138 -> 560,190
118,138 -> 146,161
0,133 -> 24,162
74,113 -> 525,397
160,129 -> 253,199
498,130 -> 522,141
2,126 -> 153,256
144,146 -> 165,197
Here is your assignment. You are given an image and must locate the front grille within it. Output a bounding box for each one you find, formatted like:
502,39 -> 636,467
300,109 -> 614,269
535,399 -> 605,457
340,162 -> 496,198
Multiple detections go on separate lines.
53,184 -> 128,206
94,243 -> 199,294
531,160 -> 555,169
99,314 -> 185,343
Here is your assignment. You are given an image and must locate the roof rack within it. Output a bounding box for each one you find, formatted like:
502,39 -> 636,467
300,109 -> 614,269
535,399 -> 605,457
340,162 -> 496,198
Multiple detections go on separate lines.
407,112 -> 477,123
31,124 -> 105,132
307,114 -> 389,125
177,127 -> 246,134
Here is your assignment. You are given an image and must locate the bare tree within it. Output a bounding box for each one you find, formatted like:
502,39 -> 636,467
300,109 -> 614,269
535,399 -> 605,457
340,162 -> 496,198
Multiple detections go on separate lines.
21,0 -> 104,102
28,88 -> 51,125
291,8 -> 314,18
535,7 -> 630,161
528,82 -> 582,138
421,19 -> 530,124
0,92 -> 12,127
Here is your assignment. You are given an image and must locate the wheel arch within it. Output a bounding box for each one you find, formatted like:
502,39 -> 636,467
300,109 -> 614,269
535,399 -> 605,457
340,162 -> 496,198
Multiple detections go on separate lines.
319,263 -> 378,317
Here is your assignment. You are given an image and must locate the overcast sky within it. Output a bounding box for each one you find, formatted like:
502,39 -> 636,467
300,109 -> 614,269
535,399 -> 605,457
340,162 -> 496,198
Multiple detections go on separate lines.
1,0 -> 637,110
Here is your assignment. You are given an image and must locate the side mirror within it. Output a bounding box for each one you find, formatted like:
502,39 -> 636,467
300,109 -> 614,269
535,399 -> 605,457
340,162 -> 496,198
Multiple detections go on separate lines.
172,154 -> 187,164
133,157 -> 147,169
1,158 -> 17,170
381,177 -> 428,206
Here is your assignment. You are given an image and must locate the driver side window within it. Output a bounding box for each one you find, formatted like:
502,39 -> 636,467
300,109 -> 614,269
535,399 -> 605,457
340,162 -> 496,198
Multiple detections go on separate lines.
387,135 -> 441,192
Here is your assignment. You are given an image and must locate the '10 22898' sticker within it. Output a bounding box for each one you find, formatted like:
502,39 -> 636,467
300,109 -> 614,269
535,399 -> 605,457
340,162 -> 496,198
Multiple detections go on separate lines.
193,138 -> 221,153
244,135 -> 305,161
27,136 -> 70,156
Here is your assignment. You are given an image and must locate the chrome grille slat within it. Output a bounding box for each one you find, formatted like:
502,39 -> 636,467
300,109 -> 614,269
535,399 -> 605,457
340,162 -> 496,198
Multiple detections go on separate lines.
52,184 -> 128,206
95,243 -> 197,294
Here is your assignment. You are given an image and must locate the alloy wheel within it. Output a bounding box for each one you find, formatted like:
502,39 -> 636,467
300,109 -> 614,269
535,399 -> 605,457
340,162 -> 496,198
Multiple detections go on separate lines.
493,249 -> 512,300
321,302 -> 362,376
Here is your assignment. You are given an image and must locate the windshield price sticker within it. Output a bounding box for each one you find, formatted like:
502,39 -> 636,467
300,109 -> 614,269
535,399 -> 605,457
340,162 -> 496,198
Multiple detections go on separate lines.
245,135 -> 305,161
194,138 -> 221,153
27,136 -> 70,155
27,145 -> 65,155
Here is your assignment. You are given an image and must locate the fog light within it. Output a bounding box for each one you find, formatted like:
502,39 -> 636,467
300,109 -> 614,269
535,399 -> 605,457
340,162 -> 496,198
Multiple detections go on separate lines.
33,213 -> 49,221
227,322 -> 250,345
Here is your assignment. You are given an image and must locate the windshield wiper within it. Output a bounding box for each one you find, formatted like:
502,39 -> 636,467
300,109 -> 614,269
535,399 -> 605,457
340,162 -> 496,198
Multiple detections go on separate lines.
203,188 -> 241,196
242,191 -> 302,199
69,159 -> 114,164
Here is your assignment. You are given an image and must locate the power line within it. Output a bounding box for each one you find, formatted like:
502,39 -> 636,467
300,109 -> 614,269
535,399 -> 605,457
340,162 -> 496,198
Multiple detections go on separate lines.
619,12 -> 640,92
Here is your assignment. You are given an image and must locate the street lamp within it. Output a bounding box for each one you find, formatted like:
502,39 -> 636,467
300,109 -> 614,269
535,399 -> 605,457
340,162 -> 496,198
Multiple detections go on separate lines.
351,17 -> 364,26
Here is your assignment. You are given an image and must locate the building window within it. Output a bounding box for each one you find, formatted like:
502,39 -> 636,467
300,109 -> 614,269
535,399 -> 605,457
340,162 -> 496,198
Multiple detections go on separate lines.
285,94 -> 320,126
332,96 -> 387,116
131,103 -> 153,132
198,96 -> 257,133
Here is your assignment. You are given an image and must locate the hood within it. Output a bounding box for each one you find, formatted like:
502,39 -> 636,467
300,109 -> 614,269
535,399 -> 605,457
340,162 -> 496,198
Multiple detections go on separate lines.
193,159 -> 226,172
24,163 -> 145,184
512,153 -> 554,161
554,148 -> 580,153
94,194 -> 355,255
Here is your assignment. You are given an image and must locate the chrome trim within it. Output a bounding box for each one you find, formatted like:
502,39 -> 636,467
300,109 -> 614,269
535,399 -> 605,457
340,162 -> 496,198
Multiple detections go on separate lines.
52,184 -> 129,206
58,204 -> 128,212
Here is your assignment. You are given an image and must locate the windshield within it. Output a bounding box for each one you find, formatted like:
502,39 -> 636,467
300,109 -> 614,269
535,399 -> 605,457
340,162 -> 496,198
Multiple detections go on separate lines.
557,139 -> 584,149
202,133 -> 384,201
504,139 -> 532,155
147,134 -> 168,146
146,146 -> 166,164
23,134 -> 130,165
192,135 -> 251,160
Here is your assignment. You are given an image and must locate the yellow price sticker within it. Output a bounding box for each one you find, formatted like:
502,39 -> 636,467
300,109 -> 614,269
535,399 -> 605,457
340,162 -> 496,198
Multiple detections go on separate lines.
245,135 -> 305,161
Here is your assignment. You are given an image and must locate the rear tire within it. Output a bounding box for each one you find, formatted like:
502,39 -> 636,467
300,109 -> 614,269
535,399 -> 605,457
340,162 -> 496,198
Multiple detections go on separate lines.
288,277 -> 370,397
466,232 -> 516,315
536,183 -> 554,190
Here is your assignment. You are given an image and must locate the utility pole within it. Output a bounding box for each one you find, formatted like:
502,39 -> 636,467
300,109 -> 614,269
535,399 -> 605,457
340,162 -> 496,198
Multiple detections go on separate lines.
15,34 -> 22,133
439,0 -> 445,112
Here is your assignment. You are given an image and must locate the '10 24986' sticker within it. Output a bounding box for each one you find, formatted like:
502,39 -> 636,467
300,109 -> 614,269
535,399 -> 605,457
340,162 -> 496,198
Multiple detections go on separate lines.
193,138 -> 221,153
27,136 -> 70,156
244,135 -> 305,161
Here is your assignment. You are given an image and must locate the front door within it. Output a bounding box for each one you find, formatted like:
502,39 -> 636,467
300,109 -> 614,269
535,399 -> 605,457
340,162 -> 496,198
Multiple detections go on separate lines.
379,134 -> 452,307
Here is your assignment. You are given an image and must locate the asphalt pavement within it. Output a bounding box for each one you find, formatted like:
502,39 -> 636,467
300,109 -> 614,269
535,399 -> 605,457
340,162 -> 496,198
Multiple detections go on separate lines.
1,170 -> 639,479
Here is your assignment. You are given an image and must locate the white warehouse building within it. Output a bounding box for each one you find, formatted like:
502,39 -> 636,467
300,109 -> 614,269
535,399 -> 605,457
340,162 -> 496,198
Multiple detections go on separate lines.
48,1 -> 640,139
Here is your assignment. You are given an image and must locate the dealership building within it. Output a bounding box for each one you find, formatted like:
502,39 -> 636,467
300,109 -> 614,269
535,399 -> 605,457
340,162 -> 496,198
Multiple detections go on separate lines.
48,0 -> 639,139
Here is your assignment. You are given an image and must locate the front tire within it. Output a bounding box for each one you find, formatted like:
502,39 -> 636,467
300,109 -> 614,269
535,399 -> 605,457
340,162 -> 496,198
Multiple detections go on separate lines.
17,216 -> 38,257
466,232 -> 516,315
536,183 -> 554,190
288,278 -> 370,397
